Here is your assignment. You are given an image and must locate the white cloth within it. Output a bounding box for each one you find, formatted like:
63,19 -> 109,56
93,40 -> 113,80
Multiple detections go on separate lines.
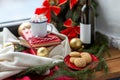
0,25 -> 71,80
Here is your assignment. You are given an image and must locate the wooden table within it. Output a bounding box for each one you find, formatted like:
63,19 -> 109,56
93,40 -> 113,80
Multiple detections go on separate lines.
95,48 -> 120,80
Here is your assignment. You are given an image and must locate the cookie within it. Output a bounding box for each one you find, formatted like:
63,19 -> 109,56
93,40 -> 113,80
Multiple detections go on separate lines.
69,52 -> 81,57
70,57 -> 79,63
74,58 -> 86,67
80,52 -> 92,64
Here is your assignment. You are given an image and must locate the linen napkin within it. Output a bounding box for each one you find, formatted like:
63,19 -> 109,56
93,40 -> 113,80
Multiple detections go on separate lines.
0,24 -> 71,80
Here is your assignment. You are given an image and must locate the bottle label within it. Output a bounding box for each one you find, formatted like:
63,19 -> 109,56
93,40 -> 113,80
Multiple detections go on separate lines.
80,23 -> 91,44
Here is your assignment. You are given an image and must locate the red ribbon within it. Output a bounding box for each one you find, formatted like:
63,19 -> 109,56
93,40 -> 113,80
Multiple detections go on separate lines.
60,18 -> 80,41
35,0 -> 67,22
70,0 -> 78,9
58,0 -> 67,6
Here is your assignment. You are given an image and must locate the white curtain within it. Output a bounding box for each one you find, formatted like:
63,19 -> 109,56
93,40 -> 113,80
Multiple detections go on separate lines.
96,0 -> 120,49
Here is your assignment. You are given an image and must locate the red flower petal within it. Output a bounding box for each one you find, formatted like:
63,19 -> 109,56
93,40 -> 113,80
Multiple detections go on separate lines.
43,0 -> 50,7
51,6 -> 61,15
70,0 -> 78,9
58,0 -> 67,6
60,27 -> 72,35
64,18 -> 73,27
35,7 -> 47,15
68,29 -> 77,38
74,26 -> 80,34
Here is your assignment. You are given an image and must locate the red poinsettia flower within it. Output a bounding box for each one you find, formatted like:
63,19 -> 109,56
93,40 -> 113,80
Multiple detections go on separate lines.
61,18 -> 80,40
35,0 -> 67,22
64,18 -> 73,27
58,0 -> 67,6
70,0 -> 78,9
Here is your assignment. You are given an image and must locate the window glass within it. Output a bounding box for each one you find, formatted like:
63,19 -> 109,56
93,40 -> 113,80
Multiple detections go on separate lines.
0,0 -> 43,27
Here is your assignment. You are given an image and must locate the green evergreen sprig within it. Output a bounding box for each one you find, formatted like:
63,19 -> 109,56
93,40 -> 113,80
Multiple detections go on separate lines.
14,32 -> 110,80
44,62 -> 96,80
51,0 -> 98,31
14,44 -> 27,52
15,62 -> 55,78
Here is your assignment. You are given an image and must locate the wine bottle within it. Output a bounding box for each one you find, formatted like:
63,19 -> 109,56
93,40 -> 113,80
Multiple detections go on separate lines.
80,0 -> 95,48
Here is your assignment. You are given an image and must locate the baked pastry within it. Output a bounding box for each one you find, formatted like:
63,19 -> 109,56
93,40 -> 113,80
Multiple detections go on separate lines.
74,58 -> 86,67
21,29 -> 61,48
69,51 -> 81,57
68,52 -> 92,68
80,52 -> 92,64
70,57 -> 78,63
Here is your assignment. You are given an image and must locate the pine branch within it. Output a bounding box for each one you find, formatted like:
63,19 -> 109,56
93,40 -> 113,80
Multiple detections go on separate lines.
96,45 -> 106,58
15,63 -> 55,77
12,1 -> 108,80
102,58 -> 109,74
45,62 -> 97,80
14,44 -> 27,52
95,58 -> 108,74
81,32 -> 110,74
15,34 -> 109,80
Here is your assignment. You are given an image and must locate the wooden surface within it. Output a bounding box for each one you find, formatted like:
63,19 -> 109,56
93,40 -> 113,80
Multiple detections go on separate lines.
95,48 -> 120,80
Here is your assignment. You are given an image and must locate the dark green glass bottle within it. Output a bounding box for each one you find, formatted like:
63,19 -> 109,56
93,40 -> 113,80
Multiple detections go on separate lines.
80,0 -> 95,48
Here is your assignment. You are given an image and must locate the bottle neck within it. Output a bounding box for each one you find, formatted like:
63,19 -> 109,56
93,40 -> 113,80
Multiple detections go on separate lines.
85,0 -> 91,5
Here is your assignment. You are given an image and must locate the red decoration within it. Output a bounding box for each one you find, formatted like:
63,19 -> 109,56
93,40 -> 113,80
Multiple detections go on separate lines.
35,0 -> 67,22
4,76 -> 30,80
64,18 -> 73,28
5,75 -> 76,80
21,29 -> 61,48
5,66 -> 76,80
16,76 -> 30,80
60,18 -> 80,40
22,48 -> 36,55
70,0 -> 78,9
64,54 -> 98,70
58,0 -> 67,6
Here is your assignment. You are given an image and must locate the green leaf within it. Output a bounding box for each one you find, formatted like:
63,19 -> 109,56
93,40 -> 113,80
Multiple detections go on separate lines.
15,63 -> 55,77
66,10 -> 73,19
96,45 -> 106,58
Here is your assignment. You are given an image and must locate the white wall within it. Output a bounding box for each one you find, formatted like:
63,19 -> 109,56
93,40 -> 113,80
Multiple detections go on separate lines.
96,0 -> 120,36
96,0 -> 120,49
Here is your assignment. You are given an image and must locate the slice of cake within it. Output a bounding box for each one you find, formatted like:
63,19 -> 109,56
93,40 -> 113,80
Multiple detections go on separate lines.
21,29 -> 61,48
